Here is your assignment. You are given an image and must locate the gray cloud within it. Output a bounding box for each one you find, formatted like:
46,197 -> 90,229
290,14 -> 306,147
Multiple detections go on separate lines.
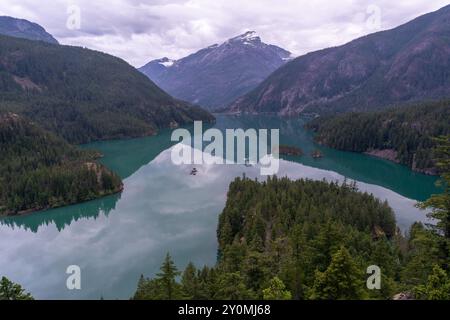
0,0 -> 448,67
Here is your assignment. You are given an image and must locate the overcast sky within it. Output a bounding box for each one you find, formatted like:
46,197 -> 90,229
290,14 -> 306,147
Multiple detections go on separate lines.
0,0 -> 448,67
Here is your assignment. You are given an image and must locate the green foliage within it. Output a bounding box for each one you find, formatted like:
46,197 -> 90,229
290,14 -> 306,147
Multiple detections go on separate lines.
419,135 -> 450,239
262,277 -> 292,300
214,272 -> 256,300
157,253 -> 183,300
134,177 -> 404,300
414,265 -> 450,300
133,253 -> 183,300
0,277 -> 33,300
133,137 -> 450,301
0,35 -> 213,144
308,101 -> 450,172
401,223 -> 447,287
398,137 -> 450,299
133,276 -> 166,300
309,247 -> 367,300
0,113 -> 122,215
181,262 -> 201,299
0,34 -> 212,214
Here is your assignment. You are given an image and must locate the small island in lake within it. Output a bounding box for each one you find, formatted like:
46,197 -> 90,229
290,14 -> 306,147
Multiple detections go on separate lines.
311,149 -> 324,159
279,145 -> 303,157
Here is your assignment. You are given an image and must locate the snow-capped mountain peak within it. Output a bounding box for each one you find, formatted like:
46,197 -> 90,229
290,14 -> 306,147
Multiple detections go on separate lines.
139,31 -> 291,110
158,57 -> 176,68
228,31 -> 261,45
240,31 -> 260,41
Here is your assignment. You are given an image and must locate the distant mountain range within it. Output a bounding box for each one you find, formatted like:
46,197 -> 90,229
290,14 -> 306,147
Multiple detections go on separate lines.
0,16 -> 58,44
228,5 -> 450,115
0,35 -> 213,144
139,31 -> 292,110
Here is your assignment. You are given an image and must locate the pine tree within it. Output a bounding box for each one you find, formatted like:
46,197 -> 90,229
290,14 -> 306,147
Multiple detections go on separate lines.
418,135 -> 450,264
309,247 -> 366,300
262,277 -> 292,300
182,262 -> 199,299
215,272 -> 256,300
0,277 -> 33,300
198,266 -> 218,300
156,253 -> 181,300
401,223 -> 442,287
133,274 -> 148,300
131,177 -> 415,300
414,265 -> 450,300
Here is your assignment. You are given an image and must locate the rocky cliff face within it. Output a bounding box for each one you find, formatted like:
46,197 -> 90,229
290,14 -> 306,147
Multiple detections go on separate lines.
139,31 -> 291,110
228,5 -> 450,115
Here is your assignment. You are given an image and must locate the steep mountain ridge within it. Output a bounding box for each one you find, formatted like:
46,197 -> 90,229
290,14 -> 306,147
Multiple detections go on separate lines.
0,34 -> 213,144
140,31 -> 292,110
228,5 -> 450,115
0,16 -> 58,44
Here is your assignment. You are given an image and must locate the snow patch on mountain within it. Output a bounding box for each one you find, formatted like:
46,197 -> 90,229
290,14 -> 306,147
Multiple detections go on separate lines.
241,31 -> 260,41
160,59 -> 175,67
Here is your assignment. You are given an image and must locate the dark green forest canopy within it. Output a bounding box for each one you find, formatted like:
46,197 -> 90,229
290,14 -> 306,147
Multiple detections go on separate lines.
134,175 -> 450,300
0,112 -> 122,215
307,100 -> 450,174
215,176 -> 399,299
0,34 -> 214,144
134,177 -> 402,299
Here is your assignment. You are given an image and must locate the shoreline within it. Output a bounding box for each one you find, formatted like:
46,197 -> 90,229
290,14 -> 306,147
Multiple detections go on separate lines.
0,185 -> 124,218
363,149 -> 438,176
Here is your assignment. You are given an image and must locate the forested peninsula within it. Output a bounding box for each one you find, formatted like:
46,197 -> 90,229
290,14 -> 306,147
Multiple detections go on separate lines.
307,101 -> 450,175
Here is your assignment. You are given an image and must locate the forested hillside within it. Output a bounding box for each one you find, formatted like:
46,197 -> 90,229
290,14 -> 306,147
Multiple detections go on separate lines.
133,164 -> 450,300
307,100 -> 450,174
215,176 -> 398,299
0,113 -> 123,215
133,172 -> 450,300
0,16 -> 58,44
0,35 -> 214,144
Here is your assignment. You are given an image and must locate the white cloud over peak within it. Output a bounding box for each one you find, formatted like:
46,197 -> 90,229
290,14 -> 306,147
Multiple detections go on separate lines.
0,0 -> 448,67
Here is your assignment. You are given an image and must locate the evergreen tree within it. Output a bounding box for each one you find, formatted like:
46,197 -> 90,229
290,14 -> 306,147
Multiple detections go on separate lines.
131,177 -> 449,300
133,274 -> 150,300
262,277 -> 292,300
215,272 -> 256,300
0,113 -> 122,215
309,247 -> 366,300
133,278 -> 164,300
242,251 -> 270,293
414,265 -> 450,300
401,223 -> 442,287
418,135 -> 450,246
0,277 -> 33,300
181,262 -> 200,299
156,253 -> 182,300
197,266 -> 219,300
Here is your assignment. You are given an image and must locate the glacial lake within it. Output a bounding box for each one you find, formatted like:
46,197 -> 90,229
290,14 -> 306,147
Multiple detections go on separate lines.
0,115 -> 440,299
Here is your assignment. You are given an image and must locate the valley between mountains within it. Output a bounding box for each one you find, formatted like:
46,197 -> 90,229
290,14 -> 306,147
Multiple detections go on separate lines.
0,4 -> 449,301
